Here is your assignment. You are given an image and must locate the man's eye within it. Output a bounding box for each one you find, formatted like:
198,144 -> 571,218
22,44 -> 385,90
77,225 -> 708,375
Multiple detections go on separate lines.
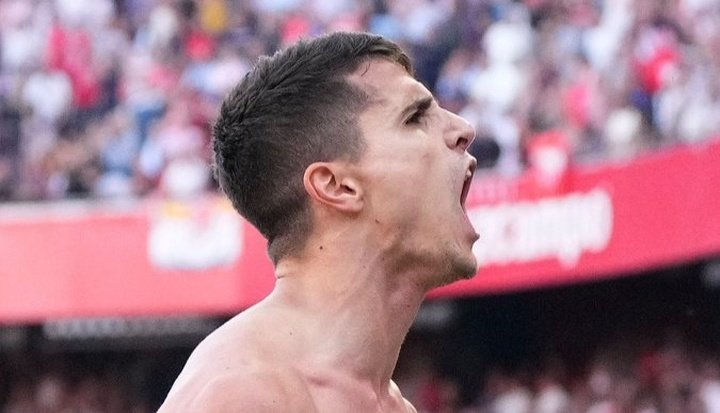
406,111 -> 425,125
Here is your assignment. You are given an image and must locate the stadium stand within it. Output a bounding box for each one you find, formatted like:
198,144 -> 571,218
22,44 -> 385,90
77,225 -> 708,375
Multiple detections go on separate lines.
1,0 -> 719,411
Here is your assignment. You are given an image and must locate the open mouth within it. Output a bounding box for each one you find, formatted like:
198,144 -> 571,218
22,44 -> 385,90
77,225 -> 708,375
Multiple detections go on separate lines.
460,169 -> 473,211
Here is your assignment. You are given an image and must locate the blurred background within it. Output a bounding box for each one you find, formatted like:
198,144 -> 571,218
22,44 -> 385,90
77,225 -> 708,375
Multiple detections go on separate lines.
1,0 -> 719,411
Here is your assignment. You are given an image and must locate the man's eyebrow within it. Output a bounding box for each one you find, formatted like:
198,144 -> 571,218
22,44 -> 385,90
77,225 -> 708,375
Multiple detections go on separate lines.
398,95 -> 434,121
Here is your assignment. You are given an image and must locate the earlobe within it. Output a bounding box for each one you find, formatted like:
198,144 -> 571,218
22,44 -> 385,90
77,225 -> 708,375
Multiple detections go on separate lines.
303,162 -> 363,213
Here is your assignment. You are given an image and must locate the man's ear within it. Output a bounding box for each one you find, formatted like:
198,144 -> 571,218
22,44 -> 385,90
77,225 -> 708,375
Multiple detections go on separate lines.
303,162 -> 363,213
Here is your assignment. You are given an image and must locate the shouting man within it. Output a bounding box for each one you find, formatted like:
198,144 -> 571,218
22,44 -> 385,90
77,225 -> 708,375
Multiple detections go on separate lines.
158,31 -> 478,413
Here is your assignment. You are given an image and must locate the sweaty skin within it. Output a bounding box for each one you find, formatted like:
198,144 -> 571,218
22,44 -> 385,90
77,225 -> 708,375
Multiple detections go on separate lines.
158,58 -> 477,413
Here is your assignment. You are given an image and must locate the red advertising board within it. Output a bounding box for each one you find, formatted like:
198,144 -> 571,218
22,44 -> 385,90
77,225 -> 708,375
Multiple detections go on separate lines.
0,198 -> 276,323
1,140 -> 719,323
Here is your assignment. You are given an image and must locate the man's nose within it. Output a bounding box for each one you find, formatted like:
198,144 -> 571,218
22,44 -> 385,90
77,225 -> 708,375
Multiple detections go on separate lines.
445,111 -> 476,152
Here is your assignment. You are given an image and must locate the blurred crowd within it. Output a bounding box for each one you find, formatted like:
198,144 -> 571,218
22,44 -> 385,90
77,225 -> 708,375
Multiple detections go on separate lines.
398,333 -> 720,413
0,0 -> 719,202
0,352 -> 161,413
4,332 -> 720,412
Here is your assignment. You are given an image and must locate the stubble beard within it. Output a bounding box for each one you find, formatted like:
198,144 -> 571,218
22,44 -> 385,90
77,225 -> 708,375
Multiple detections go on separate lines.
393,221 -> 478,290
423,243 -> 478,290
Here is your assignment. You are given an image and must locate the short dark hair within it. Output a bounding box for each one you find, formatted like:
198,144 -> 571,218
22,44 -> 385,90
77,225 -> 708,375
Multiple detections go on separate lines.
212,32 -> 412,263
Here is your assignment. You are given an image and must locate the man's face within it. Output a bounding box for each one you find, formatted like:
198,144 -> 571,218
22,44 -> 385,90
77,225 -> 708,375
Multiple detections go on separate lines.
349,59 -> 479,288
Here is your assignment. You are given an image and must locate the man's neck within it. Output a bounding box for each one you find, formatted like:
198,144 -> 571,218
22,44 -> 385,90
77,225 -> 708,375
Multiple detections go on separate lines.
270,237 -> 428,393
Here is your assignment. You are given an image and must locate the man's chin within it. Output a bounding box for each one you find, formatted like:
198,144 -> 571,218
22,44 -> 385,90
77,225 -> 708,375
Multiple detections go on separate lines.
430,255 -> 478,289
455,256 -> 479,281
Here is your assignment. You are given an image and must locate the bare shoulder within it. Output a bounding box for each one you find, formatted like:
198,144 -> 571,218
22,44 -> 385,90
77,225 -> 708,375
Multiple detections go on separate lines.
390,380 -> 418,413
158,308 -> 316,412
159,368 -> 314,413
